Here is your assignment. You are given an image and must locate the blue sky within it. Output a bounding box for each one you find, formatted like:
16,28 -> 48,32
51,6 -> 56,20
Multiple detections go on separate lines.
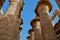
2,0 -> 59,40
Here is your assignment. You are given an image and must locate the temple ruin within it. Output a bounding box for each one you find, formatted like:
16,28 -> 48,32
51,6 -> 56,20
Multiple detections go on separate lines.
0,0 -> 60,40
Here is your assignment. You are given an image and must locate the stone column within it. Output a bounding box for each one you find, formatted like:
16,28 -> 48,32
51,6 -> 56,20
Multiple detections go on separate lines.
4,0 -> 23,18
27,36 -> 31,40
0,0 -> 5,9
51,0 -> 60,21
28,29 -> 34,40
34,0 -> 57,40
54,0 -> 60,33
0,0 -> 23,40
0,0 -> 5,19
54,21 -> 60,34
31,16 -> 43,40
55,0 -> 60,9
54,21 -> 60,40
56,0 -> 60,18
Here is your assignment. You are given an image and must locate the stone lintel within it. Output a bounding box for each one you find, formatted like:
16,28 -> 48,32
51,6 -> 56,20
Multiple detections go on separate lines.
35,1 -> 52,16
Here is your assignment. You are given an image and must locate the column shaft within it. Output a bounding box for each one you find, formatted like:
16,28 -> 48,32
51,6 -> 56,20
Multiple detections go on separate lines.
4,0 -> 23,18
31,18 -> 43,40
38,5 -> 57,40
0,0 -> 23,40
28,29 -> 34,40
34,0 -> 57,40
34,20 -> 43,40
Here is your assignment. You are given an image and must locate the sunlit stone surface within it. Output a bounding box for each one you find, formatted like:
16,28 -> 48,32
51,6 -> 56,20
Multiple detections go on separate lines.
0,0 -> 23,40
